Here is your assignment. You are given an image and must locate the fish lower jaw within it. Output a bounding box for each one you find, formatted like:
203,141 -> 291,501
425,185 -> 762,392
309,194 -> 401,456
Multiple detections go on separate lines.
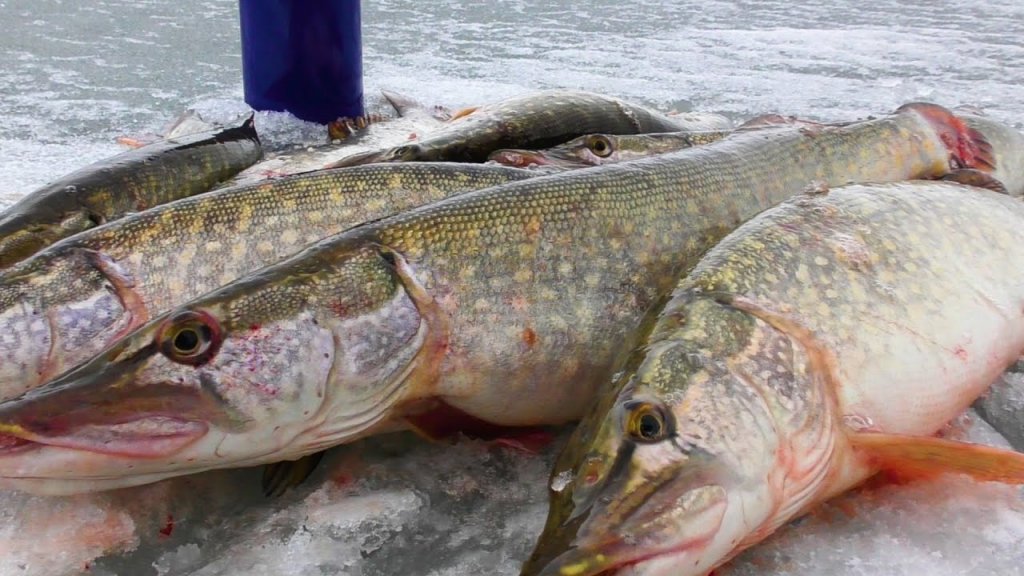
5,416 -> 209,459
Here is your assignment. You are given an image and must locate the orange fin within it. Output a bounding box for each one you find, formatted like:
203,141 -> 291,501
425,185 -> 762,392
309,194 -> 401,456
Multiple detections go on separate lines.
327,113 -> 386,141
896,102 -> 995,172
941,168 -> 1008,194
850,431 -> 1024,484
448,105 -> 480,122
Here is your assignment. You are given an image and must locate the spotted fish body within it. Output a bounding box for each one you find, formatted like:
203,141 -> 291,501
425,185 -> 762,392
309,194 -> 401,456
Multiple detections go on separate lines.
0,104 -> 994,495
333,90 -> 732,166
488,131 -> 732,169
0,163 -> 534,400
0,116 -> 262,269
523,181 -> 1024,576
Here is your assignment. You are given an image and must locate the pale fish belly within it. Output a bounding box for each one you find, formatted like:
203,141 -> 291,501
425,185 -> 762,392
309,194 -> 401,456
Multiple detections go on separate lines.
839,286 -> 1024,437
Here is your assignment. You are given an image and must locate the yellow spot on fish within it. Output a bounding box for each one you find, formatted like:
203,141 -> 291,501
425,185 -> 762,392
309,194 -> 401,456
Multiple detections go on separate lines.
0,423 -> 26,435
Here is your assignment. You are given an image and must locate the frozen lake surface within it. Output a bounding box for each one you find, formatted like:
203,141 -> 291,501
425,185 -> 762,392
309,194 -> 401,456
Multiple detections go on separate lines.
2,0 -> 1024,574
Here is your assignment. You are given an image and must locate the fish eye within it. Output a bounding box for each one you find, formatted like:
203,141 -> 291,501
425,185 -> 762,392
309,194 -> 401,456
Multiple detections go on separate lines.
587,135 -> 613,158
157,310 -> 222,366
623,399 -> 674,443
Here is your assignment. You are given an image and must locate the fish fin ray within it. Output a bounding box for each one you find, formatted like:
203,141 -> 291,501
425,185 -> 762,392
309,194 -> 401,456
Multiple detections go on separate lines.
261,451 -> 326,498
850,431 -> 1024,484
940,169 -> 1008,194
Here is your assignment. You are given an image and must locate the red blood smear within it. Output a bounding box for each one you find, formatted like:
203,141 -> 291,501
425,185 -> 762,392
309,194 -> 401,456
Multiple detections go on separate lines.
0,433 -> 29,451
158,514 -> 175,537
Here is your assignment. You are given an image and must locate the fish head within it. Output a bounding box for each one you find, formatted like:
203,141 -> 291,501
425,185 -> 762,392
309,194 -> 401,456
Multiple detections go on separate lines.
0,244 -> 431,493
0,246 -> 142,401
523,299 -> 785,576
488,135 -> 617,169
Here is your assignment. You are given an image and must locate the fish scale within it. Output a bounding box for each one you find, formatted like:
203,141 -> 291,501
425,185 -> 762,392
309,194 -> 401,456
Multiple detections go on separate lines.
0,104 -> 996,495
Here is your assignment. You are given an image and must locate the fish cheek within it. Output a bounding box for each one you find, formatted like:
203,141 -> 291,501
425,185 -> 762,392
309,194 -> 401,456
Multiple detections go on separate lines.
203,319 -> 336,427
0,298 -> 53,398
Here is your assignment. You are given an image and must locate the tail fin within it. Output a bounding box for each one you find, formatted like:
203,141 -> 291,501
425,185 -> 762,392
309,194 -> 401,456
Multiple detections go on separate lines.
897,102 -> 995,172
380,89 -> 453,122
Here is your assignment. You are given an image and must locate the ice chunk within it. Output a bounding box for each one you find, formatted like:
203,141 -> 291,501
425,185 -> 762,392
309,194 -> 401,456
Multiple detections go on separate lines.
975,357 -> 1024,451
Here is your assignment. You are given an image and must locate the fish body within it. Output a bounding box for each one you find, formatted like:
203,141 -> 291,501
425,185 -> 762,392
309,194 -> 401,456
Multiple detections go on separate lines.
333,90 -> 730,166
523,180 -> 1024,576
0,104 -> 996,495
0,163 -> 534,400
0,116 -> 262,269
488,131 -> 732,169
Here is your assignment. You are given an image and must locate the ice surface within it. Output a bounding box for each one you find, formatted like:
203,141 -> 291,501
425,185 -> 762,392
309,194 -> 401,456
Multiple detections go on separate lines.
3,416 -> 1021,576
975,358 -> 1024,452
4,0 -> 1024,574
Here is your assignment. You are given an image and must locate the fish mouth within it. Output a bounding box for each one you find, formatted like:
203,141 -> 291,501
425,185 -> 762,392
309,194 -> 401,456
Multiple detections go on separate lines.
0,415 -> 208,458
525,483 -> 728,576
488,148 -> 554,168
533,518 -> 722,576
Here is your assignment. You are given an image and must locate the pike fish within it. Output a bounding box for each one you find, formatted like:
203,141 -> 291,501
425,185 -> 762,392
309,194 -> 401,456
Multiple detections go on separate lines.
488,131 -> 732,169
331,90 -> 731,166
487,115 -> 842,170
0,116 -> 262,269
0,103 -> 996,495
522,180 -> 1024,576
0,163 -> 534,401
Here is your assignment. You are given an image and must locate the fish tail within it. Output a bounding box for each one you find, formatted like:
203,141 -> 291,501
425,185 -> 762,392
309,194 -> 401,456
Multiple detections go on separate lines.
898,102 -> 996,172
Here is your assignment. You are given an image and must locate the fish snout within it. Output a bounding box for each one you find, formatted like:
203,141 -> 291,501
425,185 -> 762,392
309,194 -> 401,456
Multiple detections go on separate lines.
522,481 -> 729,576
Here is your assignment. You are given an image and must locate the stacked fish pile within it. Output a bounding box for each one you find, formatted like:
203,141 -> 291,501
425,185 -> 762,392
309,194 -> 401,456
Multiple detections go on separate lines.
2,89 -> 1024,576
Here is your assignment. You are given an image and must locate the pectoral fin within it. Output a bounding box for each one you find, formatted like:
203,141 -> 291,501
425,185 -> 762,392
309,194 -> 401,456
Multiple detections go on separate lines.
261,451 -> 327,498
940,168 -> 1009,194
850,432 -> 1024,484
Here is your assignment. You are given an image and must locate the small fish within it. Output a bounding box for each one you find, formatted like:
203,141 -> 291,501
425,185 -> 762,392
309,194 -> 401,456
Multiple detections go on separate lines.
331,90 -> 730,166
522,178 -> 1024,576
0,115 -> 262,269
488,131 -> 731,169
0,103 -> 996,495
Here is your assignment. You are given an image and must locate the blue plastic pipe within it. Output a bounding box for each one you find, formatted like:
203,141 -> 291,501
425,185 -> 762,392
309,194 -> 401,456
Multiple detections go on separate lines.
239,0 -> 365,124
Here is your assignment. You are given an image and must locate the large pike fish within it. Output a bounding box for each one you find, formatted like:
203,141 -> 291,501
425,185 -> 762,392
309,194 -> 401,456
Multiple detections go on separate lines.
521,180 -> 1024,576
0,103 -> 997,495
0,163 -> 533,401
0,116 -> 262,269
331,90 -> 732,166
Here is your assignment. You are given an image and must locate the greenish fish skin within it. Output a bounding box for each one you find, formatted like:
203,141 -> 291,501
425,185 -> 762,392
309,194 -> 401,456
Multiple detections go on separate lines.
0,116 -> 263,269
0,163 -> 534,401
522,181 -> 1024,576
332,90 -> 731,166
488,131 -> 732,169
0,103 -> 995,495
